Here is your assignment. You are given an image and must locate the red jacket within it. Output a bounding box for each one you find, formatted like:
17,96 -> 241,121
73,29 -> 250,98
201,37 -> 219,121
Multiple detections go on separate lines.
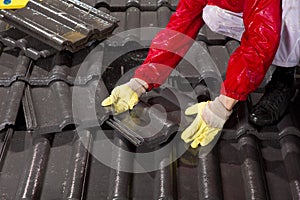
133,0 -> 281,100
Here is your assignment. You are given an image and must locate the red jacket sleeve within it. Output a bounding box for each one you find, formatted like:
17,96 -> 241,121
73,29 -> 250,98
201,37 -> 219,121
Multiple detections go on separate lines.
220,0 -> 282,100
133,0 -> 207,90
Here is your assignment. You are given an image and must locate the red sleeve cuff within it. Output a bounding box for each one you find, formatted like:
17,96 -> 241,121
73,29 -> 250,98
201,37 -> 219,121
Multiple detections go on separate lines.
220,83 -> 248,101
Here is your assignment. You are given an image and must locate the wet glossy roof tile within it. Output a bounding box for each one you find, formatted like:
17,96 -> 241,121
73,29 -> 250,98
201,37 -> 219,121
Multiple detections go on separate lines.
105,7 -> 173,47
0,51 -> 21,86
0,54 -> 31,131
0,82 -> 25,131
107,88 -> 185,147
0,0 -> 119,52
81,0 -> 178,11
198,24 -> 228,45
22,79 -> 110,134
0,28 -> 57,60
27,46 -> 104,86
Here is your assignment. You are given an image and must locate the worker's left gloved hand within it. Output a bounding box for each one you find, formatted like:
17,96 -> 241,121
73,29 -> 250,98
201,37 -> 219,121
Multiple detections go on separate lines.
181,96 -> 232,148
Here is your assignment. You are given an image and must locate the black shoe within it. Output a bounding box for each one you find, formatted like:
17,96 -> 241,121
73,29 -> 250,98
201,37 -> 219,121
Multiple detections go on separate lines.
249,67 -> 296,126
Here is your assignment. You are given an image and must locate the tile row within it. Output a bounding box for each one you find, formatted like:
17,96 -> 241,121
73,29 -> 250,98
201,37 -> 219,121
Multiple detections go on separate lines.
0,127 -> 299,199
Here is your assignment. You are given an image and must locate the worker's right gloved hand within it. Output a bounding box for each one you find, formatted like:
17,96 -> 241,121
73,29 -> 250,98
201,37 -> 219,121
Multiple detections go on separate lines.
101,78 -> 148,114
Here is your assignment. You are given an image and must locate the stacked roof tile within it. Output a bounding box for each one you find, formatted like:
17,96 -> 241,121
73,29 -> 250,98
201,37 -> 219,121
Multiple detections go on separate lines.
0,0 -> 299,199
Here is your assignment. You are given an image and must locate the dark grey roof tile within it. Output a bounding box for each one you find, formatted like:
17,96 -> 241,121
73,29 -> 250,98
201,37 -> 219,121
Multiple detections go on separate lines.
169,0 -> 179,9
15,135 -> 51,199
28,47 -> 105,86
153,159 -> 174,199
0,28 -> 57,60
223,100 -> 256,139
175,41 -> 228,96
280,135 -> 300,199
0,52 -> 20,86
238,135 -> 269,199
107,7 -> 172,46
0,130 -> 34,199
139,0 -> 160,10
22,78 -> 110,134
84,145 -> 111,199
110,12 -> 127,34
107,133 -> 133,199
61,130 -> 91,200
132,173 -> 156,199
125,7 -> 142,30
176,150 -> 200,199
141,11 -> 159,28
82,0 -> 177,11
106,87 -> 190,147
288,92 -> 300,130
197,148 -> 223,199
157,6 -> 173,27
38,130 -> 92,200
218,141 -> 246,199
260,140 -> 291,200
0,80 -> 27,131
0,0 -> 118,52
22,81 -> 73,134
0,128 -> 13,166
111,0 -> 130,10
198,25 -> 228,45
208,45 -> 231,78
81,0 -> 111,9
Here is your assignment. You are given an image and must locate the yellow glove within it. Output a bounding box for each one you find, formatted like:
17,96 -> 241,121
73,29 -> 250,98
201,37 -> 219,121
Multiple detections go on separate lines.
101,78 -> 148,114
181,97 -> 232,148
0,0 -> 29,9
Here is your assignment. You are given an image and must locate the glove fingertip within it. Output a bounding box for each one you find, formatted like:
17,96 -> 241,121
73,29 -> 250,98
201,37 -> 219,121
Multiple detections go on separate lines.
180,132 -> 188,142
114,104 -> 127,114
101,97 -> 112,106
185,104 -> 198,115
200,129 -> 220,146
200,139 -> 214,147
128,92 -> 139,110
181,131 -> 192,143
185,102 -> 208,115
191,139 -> 200,148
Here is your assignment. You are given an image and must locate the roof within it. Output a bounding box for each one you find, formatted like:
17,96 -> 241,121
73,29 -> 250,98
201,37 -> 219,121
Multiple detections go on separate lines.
0,0 -> 119,53
0,1 -> 300,199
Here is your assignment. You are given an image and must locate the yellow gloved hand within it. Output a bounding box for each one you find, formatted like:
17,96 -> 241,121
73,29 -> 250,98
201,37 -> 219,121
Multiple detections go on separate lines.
181,97 -> 232,148
101,78 -> 148,114
0,0 -> 29,9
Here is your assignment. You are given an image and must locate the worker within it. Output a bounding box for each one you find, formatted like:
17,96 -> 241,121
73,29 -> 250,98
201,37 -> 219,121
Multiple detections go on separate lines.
102,0 -> 300,148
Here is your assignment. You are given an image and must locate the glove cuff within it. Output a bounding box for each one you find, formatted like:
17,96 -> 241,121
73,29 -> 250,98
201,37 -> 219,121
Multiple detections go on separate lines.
202,97 -> 232,129
126,78 -> 148,97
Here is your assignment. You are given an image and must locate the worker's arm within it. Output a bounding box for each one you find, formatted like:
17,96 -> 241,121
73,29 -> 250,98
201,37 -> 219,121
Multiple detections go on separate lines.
221,0 -> 282,100
133,0 -> 207,90
182,0 -> 282,148
102,0 -> 207,114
